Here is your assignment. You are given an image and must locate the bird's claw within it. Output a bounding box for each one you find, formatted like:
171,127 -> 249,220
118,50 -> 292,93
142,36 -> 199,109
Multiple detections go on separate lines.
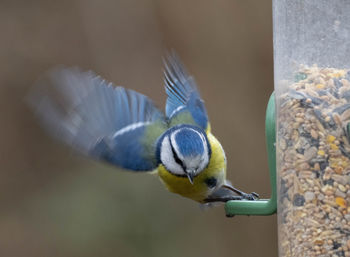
251,192 -> 260,199
242,192 -> 260,200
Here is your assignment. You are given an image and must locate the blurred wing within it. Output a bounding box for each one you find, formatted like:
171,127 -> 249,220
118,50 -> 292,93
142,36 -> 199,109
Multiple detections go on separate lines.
164,52 -> 209,131
29,68 -> 167,171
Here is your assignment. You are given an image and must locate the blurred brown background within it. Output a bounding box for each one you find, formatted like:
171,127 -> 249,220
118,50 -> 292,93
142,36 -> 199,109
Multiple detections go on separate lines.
0,0 -> 275,257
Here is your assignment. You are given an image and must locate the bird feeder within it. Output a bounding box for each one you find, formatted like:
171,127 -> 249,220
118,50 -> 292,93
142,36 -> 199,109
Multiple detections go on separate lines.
227,1 -> 350,256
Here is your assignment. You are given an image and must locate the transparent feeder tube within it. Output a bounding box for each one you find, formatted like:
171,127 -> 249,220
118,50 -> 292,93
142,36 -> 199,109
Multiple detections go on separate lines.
273,1 -> 350,257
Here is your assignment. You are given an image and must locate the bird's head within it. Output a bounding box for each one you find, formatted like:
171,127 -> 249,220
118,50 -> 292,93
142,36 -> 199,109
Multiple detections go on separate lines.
157,125 -> 211,184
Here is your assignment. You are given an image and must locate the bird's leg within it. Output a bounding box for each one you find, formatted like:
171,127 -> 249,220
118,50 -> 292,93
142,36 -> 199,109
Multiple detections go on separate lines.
204,184 -> 259,203
222,184 -> 259,201
204,195 -> 245,203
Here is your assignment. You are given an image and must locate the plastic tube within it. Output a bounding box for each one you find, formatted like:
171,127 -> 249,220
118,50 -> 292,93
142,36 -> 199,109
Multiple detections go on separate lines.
273,1 -> 350,256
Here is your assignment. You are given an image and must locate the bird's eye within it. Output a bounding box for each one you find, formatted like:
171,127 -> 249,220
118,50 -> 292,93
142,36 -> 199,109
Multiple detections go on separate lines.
160,136 -> 186,176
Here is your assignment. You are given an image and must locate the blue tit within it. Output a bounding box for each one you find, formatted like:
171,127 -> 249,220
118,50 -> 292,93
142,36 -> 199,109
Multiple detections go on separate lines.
29,52 -> 258,203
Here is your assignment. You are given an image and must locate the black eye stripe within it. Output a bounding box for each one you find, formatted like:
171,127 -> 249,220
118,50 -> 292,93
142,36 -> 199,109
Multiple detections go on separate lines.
169,137 -> 186,170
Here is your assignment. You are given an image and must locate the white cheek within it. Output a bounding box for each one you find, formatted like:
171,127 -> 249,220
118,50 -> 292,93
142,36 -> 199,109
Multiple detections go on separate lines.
170,130 -> 183,160
198,152 -> 209,172
198,136 -> 209,172
160,136 -> 185,175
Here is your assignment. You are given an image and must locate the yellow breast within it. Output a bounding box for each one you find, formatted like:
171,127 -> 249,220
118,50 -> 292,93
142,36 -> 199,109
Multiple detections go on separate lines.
157,133 -> 226,202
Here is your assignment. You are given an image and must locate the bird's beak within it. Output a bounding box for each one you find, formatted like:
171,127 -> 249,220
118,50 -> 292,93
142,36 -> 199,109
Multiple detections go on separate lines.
186,170 -> 195,184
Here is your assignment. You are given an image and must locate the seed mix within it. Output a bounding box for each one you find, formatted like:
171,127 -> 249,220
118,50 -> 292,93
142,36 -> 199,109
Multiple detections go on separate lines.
278,66 -> 350,257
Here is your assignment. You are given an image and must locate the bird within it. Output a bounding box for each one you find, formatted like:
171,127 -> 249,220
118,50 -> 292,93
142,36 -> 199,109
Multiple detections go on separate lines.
29,52 -> 259,204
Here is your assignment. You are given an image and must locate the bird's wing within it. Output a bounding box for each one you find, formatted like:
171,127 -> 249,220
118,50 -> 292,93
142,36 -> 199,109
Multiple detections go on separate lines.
29,68 -> 168,171
164,52 -> 210,131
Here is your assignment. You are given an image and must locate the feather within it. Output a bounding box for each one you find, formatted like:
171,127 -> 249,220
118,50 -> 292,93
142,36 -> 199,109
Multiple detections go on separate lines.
163,51 -> 209,130
29,67 -> 167,171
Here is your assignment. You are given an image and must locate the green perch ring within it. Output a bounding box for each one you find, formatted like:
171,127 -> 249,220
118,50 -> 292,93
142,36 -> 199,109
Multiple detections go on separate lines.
224,92 -> 277,217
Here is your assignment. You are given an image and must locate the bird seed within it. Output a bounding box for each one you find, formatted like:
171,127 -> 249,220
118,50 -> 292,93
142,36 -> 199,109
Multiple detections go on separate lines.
277,66 -> 350,257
